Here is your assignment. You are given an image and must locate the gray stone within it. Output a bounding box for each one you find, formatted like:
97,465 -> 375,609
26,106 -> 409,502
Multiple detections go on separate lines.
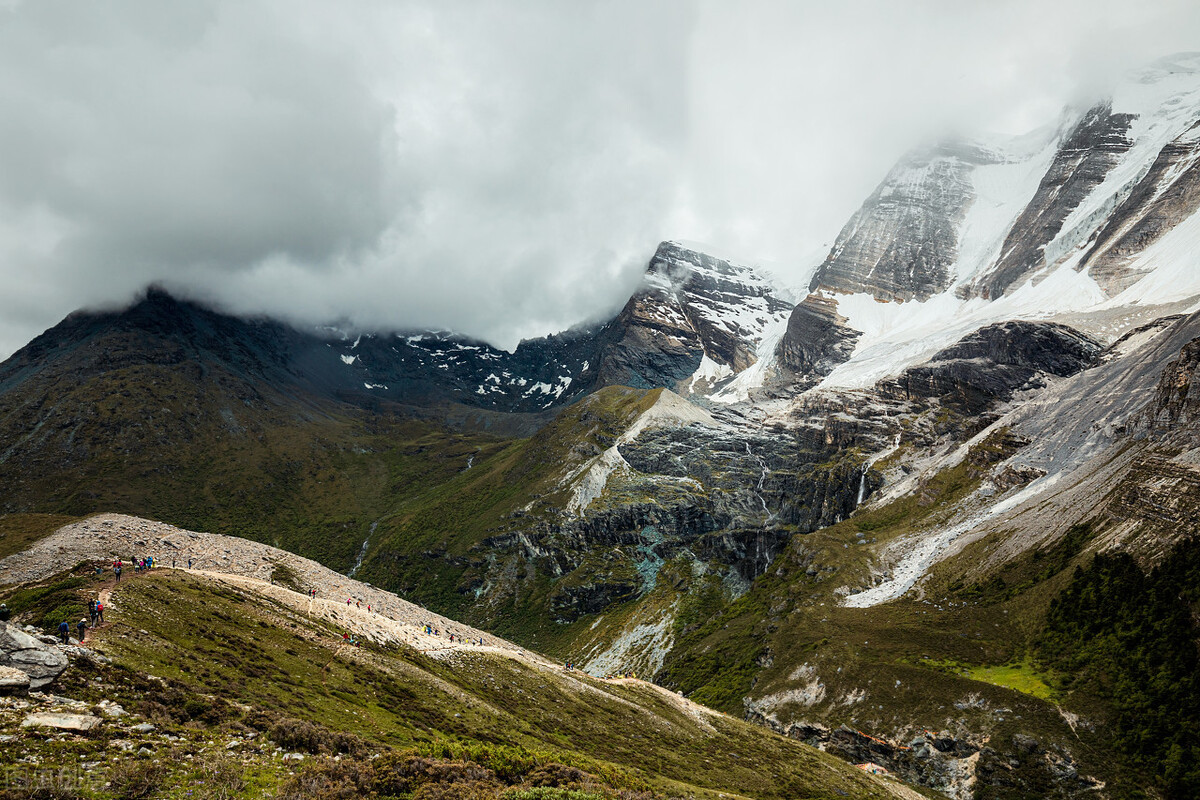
0,665 -> 31,696
21,712 -> 102,732
132,723 -> 155,733
0,623 -> 69,689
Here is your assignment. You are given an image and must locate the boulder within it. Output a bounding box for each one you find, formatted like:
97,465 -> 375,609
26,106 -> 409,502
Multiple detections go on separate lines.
0,622 -> 69,689
0,665 -> 31,696
21,712 -> 102,732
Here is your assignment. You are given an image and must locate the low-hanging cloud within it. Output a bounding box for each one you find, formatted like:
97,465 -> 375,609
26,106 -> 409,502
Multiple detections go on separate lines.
2,0 -> 1200,358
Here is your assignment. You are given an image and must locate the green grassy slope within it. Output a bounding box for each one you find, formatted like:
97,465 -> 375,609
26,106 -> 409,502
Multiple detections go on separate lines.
648,435 -> 1141,796
0,567 -> 914,800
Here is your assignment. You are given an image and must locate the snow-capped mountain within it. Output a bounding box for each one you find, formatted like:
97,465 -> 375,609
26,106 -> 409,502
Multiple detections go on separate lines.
768,53 -> 1200,395
321,240 -> 794,411
9,54 -> 1200,800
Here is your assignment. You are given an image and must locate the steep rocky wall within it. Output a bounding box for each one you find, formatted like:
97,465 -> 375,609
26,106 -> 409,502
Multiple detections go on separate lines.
968,103 -> 1134,299
1081,126 -> 1200,294
775,295 -> 861,389
808,140 -> 983,302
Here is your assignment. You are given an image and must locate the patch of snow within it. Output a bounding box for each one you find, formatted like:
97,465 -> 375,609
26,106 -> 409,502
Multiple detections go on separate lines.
1096,205 -> 1200,308
710,311 -> 792,403
842,473 -> 1063,607
340,354 -> 357,366
953,130 -> 1061,287
363,383 -> 388,390
685,354 -> 733,394
820,261 -> 1107,390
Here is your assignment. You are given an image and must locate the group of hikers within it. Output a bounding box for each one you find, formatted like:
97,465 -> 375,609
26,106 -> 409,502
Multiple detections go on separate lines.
102,555 -> 168,583
560,661 -> 636,680
421,622 -> 484,646
56,596 -> 106,645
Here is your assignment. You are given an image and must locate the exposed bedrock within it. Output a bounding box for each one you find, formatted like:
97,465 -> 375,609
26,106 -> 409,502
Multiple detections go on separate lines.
880,321 -> 1102,414
808,139 -> 990,302
775,295 -> 862,389
1137,335 -> 1200,436
468,423 -> 880,621
756,720 -> 1101,799
968,102 -> 1135,300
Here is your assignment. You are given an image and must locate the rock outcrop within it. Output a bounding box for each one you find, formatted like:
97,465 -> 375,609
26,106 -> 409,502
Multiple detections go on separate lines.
808,139 -> 987,302
775,295 -> 861,389
1138,335 -> 1200,436
880,321 -> 1102,413
593,242 -> 793,391
0,623 -> 68,689
0,665 -> 31,695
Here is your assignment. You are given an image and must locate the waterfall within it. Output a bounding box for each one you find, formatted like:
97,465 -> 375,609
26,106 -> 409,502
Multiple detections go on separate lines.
856,467 -> 867,506
744,441 -> 773,519
347,521 -> 378,578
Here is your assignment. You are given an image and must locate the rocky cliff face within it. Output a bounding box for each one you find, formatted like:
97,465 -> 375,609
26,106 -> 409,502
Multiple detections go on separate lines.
807,140 -> 989,302
1140,335 -> 1200,434
966,103 -> 1135,299
1080,124 -> 1200,294
484,412 -> 876,623
592,242 -> 793,393
774,295 -> 861,389
881,321 -> 1102,414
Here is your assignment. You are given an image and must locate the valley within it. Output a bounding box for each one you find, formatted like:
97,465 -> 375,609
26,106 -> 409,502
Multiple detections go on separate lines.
4,53 -> 1200,800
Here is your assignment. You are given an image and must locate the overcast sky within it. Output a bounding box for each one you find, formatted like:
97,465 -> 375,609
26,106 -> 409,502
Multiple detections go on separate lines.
2,0 -> 1200,358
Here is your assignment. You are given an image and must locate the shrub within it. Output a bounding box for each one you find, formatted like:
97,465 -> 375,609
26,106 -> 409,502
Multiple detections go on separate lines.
268,717 -> 366,756
504,790 -> 608,800
274,758 -> 374,800
373,754 -> 501,797
194,751 -> 246,800
108,761 -> 160,800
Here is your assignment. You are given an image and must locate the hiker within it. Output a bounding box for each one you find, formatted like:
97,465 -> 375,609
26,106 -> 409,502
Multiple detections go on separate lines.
114,566 -> 122,583
188,558 -> 193,569
77,618 -> 87,642
89,604 -> 98,628
347,598 -> 352,606
96,602 -> 104,623
58,620 -> 69,644
0,603 -> 9,622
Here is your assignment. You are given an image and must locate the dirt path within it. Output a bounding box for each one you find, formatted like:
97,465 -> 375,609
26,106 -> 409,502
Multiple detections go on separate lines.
9,514 -> 935,800
0,513 -> 537,660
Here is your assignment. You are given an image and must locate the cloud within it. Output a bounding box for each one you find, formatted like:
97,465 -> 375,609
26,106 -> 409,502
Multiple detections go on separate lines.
1,0 -> 1199,358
